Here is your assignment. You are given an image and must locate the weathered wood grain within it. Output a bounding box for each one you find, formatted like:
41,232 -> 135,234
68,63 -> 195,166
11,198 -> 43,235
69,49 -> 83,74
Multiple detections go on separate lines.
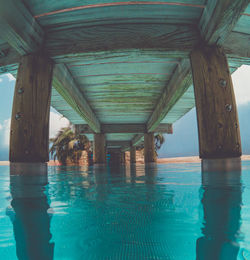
10,53 -> 53,162
106,141 -> 131,148
24,0 -> 206,17
144,133 -> 157,163
45,23 -> 200,56
94,133 -> 106,163
0,0 -> 44,55
131,134 -> 144,147
130,146 -> 136,163
190,45 -> 241,159
199,0 -> 249,44
224,32 -> 250,59
53,64 -> 101,133
75,123 -> 172,134
147,59 -> 192,132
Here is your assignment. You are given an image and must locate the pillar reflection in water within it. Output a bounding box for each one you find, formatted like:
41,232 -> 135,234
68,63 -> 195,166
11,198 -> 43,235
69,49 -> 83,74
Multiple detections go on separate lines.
197,165 -> 242,260
7,167 -> 54,260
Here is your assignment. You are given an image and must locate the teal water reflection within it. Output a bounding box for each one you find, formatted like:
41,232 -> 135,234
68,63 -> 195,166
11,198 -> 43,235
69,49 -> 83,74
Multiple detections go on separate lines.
0,163 -> 250,259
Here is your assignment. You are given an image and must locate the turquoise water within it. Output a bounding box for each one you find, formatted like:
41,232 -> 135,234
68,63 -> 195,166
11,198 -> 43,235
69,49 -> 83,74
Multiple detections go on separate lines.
0,162 -> 250,259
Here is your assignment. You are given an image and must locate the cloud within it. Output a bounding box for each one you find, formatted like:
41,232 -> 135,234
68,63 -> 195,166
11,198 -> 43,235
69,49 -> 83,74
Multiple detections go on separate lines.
0,112 -> 69,148
0,78 -> 2,83
233,65 -> 250,106
49,111 -> 70,138
6,74 -> 15,81
2,118 -> 11,147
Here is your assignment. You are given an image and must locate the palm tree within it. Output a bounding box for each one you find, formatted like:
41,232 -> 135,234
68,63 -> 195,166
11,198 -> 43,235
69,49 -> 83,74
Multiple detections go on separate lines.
154,133 -> 165,155
137,133 -> 165,157
49,126 -> 90,165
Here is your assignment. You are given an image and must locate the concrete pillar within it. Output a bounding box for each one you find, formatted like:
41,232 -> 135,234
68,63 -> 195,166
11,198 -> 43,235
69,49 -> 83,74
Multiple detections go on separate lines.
130,146 -> 136,164
94,133 -> 106,164
144,133 -> 156,163
10,53 -> 53,163
190,45 -> 241,159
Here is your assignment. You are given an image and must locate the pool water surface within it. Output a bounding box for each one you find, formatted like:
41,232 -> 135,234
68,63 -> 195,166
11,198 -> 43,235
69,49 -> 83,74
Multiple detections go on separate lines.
0,162 -> 250,259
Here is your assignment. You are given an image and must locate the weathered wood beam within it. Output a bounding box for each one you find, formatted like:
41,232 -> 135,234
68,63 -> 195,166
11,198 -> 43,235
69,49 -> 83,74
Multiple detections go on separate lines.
53,64 -> 101,133
0,0 -> 44,55
46,24 -> 199,57
199,0 -> 249,45
224,32 -> 250,59
131,134 -> 144,147
130,146 -> 136,164
190,45 -> 241,159
147,59 -> 192,132
144,133 -> 157,163
10,53 -> 53,162
106,141 -> 131,148
94,133 -> 106,163
75,123 -> 172,134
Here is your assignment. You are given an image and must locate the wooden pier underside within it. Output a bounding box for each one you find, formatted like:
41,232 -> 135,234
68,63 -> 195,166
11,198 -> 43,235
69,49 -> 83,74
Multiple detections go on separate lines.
0,0 -> 249,151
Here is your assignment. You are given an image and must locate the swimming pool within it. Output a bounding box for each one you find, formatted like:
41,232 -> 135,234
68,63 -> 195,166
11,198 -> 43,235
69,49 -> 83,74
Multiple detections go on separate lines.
0,162 -> 250,259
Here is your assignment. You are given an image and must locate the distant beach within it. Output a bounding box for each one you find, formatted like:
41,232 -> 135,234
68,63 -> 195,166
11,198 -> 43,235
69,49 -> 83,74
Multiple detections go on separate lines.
1,155 -> 250,166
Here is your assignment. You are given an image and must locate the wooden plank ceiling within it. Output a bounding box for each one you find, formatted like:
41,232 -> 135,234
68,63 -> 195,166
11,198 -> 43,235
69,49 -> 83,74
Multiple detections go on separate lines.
0,0 -> 249,149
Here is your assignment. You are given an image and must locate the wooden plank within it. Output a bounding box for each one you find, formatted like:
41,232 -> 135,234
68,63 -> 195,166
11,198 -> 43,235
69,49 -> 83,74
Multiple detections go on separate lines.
199,0 -> 249,44
0,0 -> 44,55
10,53 -> 53,162
131,134 -> 144,147
53,64 -> 101,133
0,43 -> 20,73
224,32 -> 250,59
147,59 -> 192,132
46,23 -> 200,56
75,123 -> 173,134
190,45 -> 241,159
106,141 -> 131,148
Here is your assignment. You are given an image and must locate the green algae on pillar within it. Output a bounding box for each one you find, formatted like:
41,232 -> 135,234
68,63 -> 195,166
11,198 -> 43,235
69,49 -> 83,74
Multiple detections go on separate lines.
10,53 -> 53,163
190,45 -> 241,159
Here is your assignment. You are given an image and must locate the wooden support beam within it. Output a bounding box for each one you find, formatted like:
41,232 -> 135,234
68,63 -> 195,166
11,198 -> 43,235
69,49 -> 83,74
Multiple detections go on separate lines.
10,53 -> 53,162
0,0 -> 44,55
131,134 -> 144,147
190,45 -> 241,159
106,141 -> 131,148
147,59 -> 192,132
144,133 -> 157,163
130,147 -> 136,164
46,24 -> 199,57
75,123 -> 173,134
53,64 -> 101,133
199,0 -> 249,45
94,133 -> 106,164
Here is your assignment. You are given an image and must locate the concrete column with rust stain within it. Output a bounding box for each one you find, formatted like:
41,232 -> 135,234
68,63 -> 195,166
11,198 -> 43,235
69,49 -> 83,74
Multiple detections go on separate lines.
190,45 -> 241,159
10,53 -> 53,163
144,133 -> 157,163
94,133 -> 106,164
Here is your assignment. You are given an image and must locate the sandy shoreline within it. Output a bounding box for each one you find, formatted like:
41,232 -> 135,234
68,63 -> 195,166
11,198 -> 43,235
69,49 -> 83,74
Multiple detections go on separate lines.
1,155 -> 250,166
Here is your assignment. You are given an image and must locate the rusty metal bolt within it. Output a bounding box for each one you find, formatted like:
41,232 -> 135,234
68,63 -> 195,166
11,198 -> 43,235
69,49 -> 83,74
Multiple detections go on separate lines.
219,79 -> 227,87
218,122 -> 223,128
225,104 -> 232,112
217,145 -> 222,150
18,88 -> 24,94
15,113 -> 21,120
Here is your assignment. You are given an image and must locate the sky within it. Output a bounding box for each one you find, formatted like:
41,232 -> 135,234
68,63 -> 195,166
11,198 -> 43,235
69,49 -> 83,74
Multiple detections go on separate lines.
0,65 -> 250,160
